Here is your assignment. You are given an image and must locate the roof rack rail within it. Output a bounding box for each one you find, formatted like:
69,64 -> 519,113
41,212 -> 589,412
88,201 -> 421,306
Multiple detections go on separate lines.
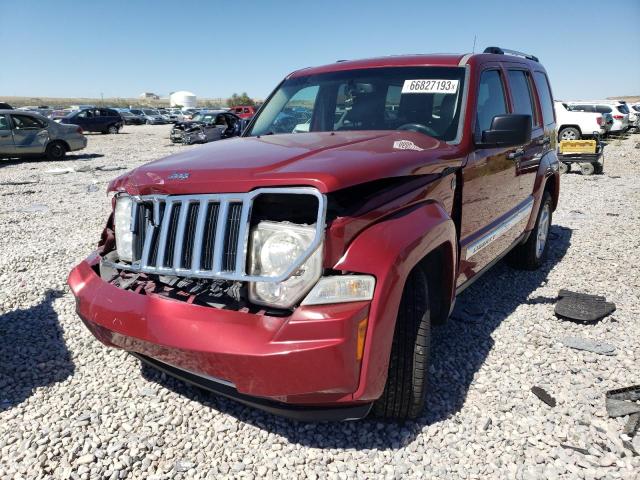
483,46 -> 539,63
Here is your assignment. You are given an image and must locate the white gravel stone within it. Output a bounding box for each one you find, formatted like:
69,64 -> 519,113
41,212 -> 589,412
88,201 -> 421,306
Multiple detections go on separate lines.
1,126 -> 639,478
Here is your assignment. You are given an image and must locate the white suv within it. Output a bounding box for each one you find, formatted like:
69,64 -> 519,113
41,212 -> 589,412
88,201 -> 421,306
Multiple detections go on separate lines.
567,102 -> 630,135
554,101 -> 607,140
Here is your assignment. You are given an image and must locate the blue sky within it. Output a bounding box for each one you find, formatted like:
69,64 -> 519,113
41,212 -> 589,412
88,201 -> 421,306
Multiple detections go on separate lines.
0,0 -> 638,101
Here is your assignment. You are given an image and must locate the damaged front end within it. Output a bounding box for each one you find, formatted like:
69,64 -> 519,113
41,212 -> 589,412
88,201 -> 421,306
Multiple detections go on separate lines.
170,123 -> 208,145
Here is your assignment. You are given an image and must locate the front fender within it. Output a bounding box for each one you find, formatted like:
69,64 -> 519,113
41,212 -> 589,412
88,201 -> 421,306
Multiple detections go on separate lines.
334,201 -> 457,401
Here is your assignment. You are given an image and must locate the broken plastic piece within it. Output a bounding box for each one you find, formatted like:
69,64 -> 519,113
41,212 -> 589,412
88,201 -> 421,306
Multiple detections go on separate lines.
531,386 -> 556,407
560,336 -> 616,356
605,386 -> 640,418
555,289 -> 616,322
561,444 -> 589,455
623,413 -> 640,437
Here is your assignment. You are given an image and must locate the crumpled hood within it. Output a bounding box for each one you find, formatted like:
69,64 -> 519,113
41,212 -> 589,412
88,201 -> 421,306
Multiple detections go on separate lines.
110,131 -> 464,195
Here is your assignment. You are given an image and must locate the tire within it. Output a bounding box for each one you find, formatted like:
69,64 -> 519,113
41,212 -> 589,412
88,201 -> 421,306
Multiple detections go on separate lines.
45,141 -> 66,161
372,267 -> 430,420
108,124 -> 119,134
559,162 -> 570,174
593,163 -> 604,175
507,191 -> 552,270
580,163 -> 595,175
558,127 -> 580,141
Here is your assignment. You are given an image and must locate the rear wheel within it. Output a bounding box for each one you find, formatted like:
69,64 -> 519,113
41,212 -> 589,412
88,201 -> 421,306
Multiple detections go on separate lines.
108,124 -> 119,134
580,163 -> 595,175
558,127 -> 580,141
507,191 -> 552,270
45,141 -> 66,161
373,267 -> 430,420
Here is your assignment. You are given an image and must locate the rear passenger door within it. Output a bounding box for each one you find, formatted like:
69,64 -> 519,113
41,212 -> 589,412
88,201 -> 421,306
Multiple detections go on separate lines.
10,114 -> 49,154
505,68 -> 545,197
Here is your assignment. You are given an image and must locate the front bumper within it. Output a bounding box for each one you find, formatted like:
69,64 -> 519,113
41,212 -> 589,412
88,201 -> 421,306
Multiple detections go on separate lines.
68,254 -> 372,419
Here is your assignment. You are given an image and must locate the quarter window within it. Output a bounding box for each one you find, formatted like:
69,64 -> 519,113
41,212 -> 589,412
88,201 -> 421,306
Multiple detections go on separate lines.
476,70 -> 507,134
507,70 -> 538,127
533,72 -> 554,125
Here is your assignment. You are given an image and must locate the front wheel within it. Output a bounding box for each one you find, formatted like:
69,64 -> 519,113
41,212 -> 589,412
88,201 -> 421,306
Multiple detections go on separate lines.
108,124 -> 119,134
373,267 -> 430,420
507,191 -> 552,270
45,141 -> 66,161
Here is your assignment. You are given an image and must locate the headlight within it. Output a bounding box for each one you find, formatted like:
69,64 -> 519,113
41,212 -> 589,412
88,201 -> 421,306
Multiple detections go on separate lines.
114,195 -> 134,262
249,221 -> 322,308
301,275 -> 375,305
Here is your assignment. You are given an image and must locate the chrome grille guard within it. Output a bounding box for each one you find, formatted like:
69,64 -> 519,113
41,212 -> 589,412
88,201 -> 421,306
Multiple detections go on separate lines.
104,187 -> 326,283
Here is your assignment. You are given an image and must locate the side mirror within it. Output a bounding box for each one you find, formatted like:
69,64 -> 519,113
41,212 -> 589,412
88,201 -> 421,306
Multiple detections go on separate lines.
478,114 -> 531,148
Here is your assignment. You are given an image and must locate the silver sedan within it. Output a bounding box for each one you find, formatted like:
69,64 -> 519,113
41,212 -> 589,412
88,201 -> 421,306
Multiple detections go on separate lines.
0,109 -> 87,161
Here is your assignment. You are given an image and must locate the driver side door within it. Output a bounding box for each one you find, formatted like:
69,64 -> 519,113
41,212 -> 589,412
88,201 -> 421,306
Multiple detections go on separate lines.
458,67 -> 525,286
10,114 -> 49,155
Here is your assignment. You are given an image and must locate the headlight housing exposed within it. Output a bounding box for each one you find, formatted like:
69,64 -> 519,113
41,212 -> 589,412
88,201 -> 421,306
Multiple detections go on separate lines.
249,221 -> 322,308
114,194 -> 134,262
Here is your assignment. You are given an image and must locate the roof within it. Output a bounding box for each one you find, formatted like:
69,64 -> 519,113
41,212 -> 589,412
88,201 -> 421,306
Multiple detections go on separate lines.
288,51 -> 544,78
289,54 -> 467,78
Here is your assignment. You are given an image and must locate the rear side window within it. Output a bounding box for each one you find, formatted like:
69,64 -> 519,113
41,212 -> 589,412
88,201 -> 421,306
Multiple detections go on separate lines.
507,70 -> 538,127
476,70 -> 507,134
533,72 -> 554,125
0,115 -> 9,129
11,114 -> 46,129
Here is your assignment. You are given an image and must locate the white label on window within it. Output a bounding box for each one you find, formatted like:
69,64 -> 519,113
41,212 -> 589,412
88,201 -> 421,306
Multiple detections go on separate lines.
401,79 -> 459,94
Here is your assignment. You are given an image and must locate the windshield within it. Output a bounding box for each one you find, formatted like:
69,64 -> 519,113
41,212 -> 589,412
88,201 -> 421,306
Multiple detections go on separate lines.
247,66 -> 466,141
143,109 -> 158,115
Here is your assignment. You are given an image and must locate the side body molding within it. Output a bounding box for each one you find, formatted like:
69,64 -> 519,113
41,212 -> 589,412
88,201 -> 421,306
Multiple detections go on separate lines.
334,201 -> 457,401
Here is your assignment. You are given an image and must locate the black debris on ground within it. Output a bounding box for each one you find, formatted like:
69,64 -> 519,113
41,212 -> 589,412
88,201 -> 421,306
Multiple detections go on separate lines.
531,386 -> 556,408
554,289 -> 616,323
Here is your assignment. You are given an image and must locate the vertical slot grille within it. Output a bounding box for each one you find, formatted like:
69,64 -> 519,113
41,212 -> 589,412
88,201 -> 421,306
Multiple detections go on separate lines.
162,203 -> 182,268
180,202 -> 200,269
201,203 -> 219,271
223,203 -> 243,272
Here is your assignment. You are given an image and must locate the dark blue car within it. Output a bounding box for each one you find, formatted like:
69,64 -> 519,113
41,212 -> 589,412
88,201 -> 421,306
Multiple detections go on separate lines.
60,108 -> 123,134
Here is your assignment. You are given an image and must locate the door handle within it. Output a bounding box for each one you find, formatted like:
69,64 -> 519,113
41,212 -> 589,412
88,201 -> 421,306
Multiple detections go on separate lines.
538,136 -> 551,146
0,134 -> 10,138
508,148 -> 525,160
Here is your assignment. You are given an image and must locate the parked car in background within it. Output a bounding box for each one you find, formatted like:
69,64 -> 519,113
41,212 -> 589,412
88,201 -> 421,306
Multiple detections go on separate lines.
170,110 -> 244,144
554,101 -> 607,140
17,105 -> 53,117
566,102 -> 629,135
119,110 -> 146,125
228,105 -> 257,119
129,109 -> 167,125
59,108 -> 123,134
180,108 -> 198,120
70,46 -> 561,421
0,102 -> 13,110
0,109 -> 86,160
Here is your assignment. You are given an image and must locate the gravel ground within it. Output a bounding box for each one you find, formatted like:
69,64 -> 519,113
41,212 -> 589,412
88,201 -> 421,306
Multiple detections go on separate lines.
1,125 -> 639,479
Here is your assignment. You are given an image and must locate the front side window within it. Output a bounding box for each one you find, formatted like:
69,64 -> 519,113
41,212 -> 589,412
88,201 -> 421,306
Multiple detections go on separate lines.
0,114 -> 9,130
248,66 -> 466,141
11,114 -> 45,129
475,70 -> 507,134
507,70 -> 538,127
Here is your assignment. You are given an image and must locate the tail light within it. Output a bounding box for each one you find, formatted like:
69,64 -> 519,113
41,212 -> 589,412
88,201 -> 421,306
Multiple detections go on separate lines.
76,126 -> 83,134
613,115 -> 623,120
596,115 -> 604,126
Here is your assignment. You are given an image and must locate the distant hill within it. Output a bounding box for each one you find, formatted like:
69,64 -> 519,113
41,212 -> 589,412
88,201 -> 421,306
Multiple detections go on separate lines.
608,96 -> 640,103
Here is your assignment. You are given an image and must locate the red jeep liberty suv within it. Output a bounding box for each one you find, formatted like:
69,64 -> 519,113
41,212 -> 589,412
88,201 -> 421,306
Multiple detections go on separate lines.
69,47 -> 560,421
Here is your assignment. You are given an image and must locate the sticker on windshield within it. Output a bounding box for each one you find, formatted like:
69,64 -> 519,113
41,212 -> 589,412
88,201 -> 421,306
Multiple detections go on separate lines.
393,140 -> 423,151
402,79 -> 459,94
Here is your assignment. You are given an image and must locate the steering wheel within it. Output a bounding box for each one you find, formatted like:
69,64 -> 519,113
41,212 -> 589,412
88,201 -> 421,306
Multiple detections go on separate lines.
397,123 -> 438,137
